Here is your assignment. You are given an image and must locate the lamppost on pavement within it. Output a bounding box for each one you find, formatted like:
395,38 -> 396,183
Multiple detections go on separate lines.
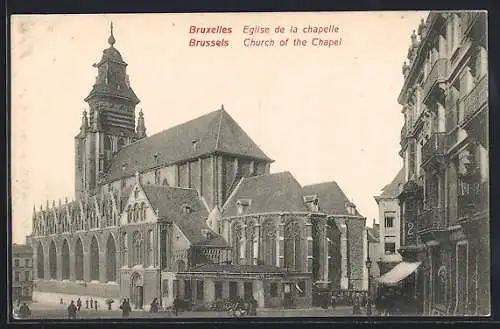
366,228 -> 373,316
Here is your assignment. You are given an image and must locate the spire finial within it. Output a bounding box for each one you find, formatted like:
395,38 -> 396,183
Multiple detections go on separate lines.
221,104 -> 224,111
108,22 -> 116,47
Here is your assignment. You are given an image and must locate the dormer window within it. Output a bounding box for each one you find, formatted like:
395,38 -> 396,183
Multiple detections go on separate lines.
303,195 -> 320,212
345,202 -> 356,215
183,205 -> 192,214
201,229 -> 211,239
192,137 -> 200,151
236,199 -> 251,215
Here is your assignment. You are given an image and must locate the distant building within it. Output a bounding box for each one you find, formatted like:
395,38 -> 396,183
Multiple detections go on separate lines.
374,169 -> 404,275
12,244 -> 33,303
365,222 -> 380,296
28,25 -> 368,310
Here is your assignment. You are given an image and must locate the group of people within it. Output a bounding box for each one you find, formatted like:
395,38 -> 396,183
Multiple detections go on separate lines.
65,297 -> 103,319
14,300 -> 31,318
230,296 -> 259,318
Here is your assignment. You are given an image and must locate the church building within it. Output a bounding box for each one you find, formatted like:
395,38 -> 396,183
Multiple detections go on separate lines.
27,25 -> 368,310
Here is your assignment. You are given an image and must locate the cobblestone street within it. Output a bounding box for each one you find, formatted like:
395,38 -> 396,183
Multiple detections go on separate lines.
16,302 -> 368,320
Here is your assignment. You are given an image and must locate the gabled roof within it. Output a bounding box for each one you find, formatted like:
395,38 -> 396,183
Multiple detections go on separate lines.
105,109 -> 272,181
302,181 -> 363,216
378,168 -> 405,198
222,171 -> 308,216
141,184 -> 228,246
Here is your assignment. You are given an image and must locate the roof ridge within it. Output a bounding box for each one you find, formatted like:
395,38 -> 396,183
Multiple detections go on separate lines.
115,109 -> 222,153
214,108 -> 224,151
303,180 -> 339,188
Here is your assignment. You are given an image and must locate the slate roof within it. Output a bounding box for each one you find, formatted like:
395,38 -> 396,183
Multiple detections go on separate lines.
105,109 -> 272,182
141,184 -> 228,247
378,168 -> 405,198
222,171 -> 308,216
367,227 -> 379,243
188,263 -> 286,274
302,181 -> 363,217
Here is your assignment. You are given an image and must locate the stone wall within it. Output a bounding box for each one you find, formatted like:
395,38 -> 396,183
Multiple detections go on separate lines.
346,217 -> 366,290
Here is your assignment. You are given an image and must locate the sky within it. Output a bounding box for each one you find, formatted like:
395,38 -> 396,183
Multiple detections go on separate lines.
11,12 -> 427,244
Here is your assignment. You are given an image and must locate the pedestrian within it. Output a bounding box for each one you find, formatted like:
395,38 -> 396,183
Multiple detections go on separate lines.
352,299 -> 362,315
94,300 -> 98,310
149,298 -> 158,313
86,299 -> 89,309
18,302 -> 31,318
119,298 -> 131,317
173,296 -> 180,316
60,298 -> 64,305
77,298 -> 82,311
366,296 -> 372,316
67,300 -> 77,319
249,296 -> 258,316
330,294 -> 337,310
106,298 -> 114,311
90,298 -> 94,309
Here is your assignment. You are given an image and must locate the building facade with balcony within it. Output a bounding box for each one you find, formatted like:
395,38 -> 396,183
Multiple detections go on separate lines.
385,11 -> 489,316
12,244 -> 33,303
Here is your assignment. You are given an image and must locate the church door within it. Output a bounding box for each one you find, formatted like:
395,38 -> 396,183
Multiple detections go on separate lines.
130,272 -> 144,309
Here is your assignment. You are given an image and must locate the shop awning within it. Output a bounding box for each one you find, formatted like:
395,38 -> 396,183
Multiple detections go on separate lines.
377,262 -> 421,286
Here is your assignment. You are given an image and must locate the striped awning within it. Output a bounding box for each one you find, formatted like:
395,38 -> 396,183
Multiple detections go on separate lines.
377,262 -> 421,286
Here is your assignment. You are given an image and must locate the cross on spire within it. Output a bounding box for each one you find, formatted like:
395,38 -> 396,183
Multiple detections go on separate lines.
108,22 -> 116,47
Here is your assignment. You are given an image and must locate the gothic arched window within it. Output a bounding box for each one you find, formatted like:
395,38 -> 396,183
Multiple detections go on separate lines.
122,232 -> 128,266
133,204 -> 139,222
232,222 -> 244,264
132,231 -> 143,266
127,205 -> 132,223
154,170 -> 160,185
284,221 -> 302,271
147,229 -> 154,266
140,202 -> 146,221
263,220 -> 278,266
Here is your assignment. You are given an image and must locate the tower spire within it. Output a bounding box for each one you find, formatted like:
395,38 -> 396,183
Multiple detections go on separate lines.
108,22 -> 116,47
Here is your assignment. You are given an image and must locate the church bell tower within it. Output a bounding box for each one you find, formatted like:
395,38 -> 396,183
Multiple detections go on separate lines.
75,23 -> 144,199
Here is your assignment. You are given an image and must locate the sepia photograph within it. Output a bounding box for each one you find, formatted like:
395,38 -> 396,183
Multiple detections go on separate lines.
10,11 -> 489,320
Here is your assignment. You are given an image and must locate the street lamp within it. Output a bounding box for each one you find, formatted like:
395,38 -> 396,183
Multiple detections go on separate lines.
366,228 -> 373,316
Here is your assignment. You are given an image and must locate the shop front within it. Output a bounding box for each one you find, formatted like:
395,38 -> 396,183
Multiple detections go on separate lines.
173,264 -> 312,309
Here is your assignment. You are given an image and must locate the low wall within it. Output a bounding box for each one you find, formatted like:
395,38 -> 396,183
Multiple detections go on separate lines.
33,280 -> 121,309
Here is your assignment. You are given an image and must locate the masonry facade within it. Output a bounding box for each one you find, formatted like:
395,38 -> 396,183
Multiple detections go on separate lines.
12,244 -> 33,302
396,11 -> 489,316
27,26 -> 368,310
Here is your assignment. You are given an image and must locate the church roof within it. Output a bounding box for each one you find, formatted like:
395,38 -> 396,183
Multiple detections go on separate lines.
222,171 -> 308,216
105,109 -> 272,182
141,184 -> 227,246
302,181 -> 363,217
378,168 -> 405,198
188,263 -> 285,274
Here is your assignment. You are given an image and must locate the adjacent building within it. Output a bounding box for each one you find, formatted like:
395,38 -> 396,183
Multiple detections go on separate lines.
12,244 -> 33,302
374,169 -> 404,275
380,11 -> 489,316
27,25 -> 368,310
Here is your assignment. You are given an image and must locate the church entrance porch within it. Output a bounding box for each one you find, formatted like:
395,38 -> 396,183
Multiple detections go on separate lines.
172,264 -> 312,309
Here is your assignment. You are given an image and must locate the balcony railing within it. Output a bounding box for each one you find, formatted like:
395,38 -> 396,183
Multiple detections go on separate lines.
422,58 -> 449,100
461,75 -> 488,126
421,132 -> 447,166
417,207 -> 445,232
458,181 -> 489,220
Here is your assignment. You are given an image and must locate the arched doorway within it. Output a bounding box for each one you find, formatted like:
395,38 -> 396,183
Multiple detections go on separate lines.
61,239 -> 70,280
106,234 -> 117,282
36,242 -> 44,279
130,272 -> 144,309
75,238 -> 84,281
90,236 -> 100,281
49,240 -> 57,279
